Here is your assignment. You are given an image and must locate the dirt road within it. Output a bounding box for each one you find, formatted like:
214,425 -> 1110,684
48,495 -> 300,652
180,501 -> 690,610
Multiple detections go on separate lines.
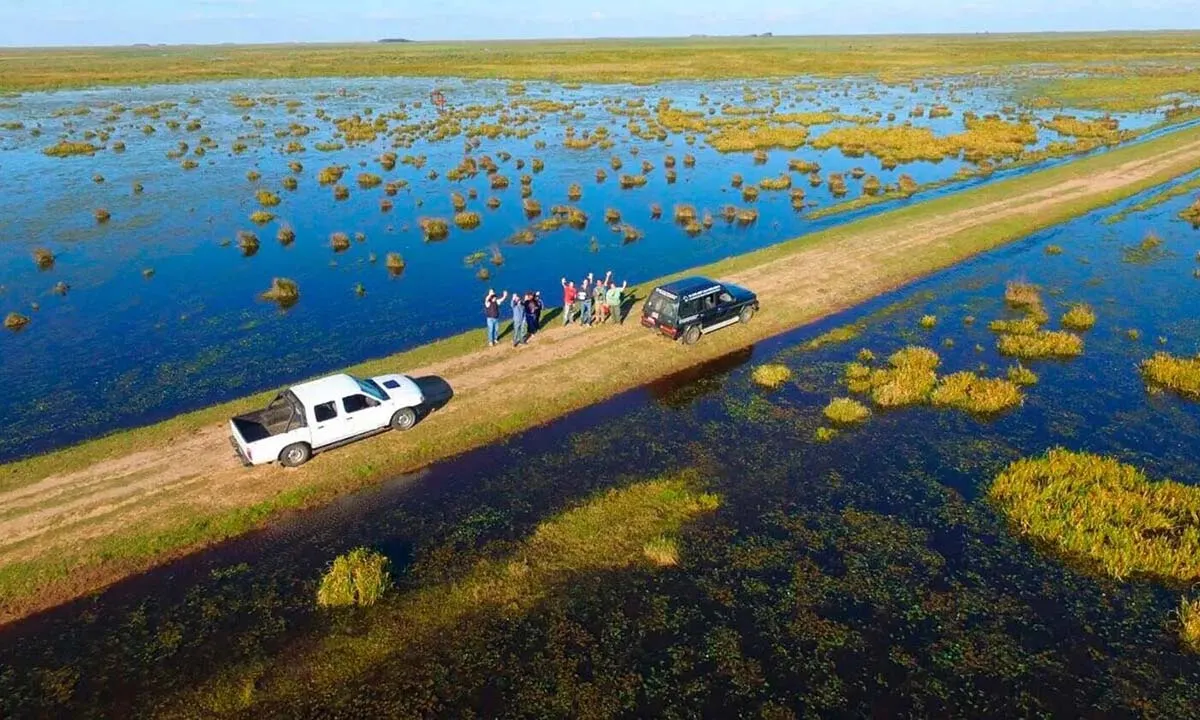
4,137 -> 1200,623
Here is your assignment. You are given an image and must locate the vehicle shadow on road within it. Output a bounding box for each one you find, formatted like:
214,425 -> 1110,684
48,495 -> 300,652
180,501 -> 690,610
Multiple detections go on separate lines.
412,376 -> 454,423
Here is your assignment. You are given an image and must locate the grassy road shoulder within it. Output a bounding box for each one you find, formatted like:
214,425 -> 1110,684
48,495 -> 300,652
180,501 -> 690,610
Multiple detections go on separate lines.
2,124 -> 1200,624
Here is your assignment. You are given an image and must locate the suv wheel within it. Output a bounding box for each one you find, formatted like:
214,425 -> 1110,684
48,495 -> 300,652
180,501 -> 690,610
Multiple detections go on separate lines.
682,325 -> 702,345
279,442 -> 312,468
391,407 -> 417,431
739,306 -> 755,324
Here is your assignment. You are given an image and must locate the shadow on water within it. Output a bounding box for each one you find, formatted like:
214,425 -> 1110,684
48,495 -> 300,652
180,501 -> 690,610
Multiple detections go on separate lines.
4,178 -> 1200,716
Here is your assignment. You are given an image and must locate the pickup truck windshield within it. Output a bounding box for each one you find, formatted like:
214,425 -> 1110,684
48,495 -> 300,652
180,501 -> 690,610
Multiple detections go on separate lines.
354,376 -> 390,402
644,289 -> 678,322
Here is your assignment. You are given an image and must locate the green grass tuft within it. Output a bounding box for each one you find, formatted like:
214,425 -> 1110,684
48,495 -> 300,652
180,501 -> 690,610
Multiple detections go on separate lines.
1140,352 -> 1200,399
997,331 -> 1083,359
823,397 -> 871,424
260,277 -> 299,306
1060,304 -> 1096,331
930,371 -> 1024,413
315,548 -> 391,608
751,364 -> 792,389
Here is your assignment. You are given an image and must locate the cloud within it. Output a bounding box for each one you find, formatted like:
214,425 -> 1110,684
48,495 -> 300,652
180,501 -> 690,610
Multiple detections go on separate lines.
591,11 -> 605,19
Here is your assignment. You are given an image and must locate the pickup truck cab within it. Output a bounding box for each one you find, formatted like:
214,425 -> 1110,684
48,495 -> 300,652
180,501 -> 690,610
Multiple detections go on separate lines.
230,373 -> 425,467
641,276 -> 759,345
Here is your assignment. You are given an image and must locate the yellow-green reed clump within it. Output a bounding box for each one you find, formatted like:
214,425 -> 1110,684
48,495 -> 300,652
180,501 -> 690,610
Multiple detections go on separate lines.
751,364 -> 792,389
619,174 -> 647,189
846,346 -> 940,407
567,183 -> 582,200
604,208 -> 621,224
4,312 -> 30,331
823,397 -> 871,425
1123,231 -> 1166,264
989,317 -> 1042,335
930,371 -> 1023,413
276,225 -> 296,245
333,184 -> 349,201
237,231 -> 259,255
330,232 -> 351,252
357,172 -> 382,188
673,204 -> 697,224
1006,364 -> 1039,386
736,208 -> 759,225
815,426 -> 839,442
522,198 -> 541,217
1180,598 -> 1200,653
919,315 -> 937,329
42,140 -> 100,157
260,277 -> 299,305
420,217 -> 450,241
759,174 -> 792,191
250,211 -> 274,225
1140,352 -> 1200,400
385,252 -> 405,272
862,175 -> 882,196
256,189 -> 281,207
450,191 -> 467,212
454,211 -> 482,230
708,125 -> 809,152
1004,280 -> 1042,310
317,165 -> 345,185
1060,304 -> 1096,331
1182,198 -> 1200,226
93,208 -> 111,223
642,536 -> 680,567
742,186 -> 760,202
315,548 -> 391,608
997,331 -> 1083,359
989,449 -> 1200,583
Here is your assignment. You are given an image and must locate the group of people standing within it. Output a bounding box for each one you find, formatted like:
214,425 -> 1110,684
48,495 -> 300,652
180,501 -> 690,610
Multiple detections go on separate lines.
560,271 -> 628,328
483,289 -> 544,347
481,271 -> 628,348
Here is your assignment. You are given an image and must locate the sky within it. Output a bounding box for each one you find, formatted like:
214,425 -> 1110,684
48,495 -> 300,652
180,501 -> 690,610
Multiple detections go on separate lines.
2,0 -> 1198,47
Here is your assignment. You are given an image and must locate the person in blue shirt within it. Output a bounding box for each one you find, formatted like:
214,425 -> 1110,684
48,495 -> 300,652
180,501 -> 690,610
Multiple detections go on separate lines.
483,289 -> 507,347
510,291 -> 528,346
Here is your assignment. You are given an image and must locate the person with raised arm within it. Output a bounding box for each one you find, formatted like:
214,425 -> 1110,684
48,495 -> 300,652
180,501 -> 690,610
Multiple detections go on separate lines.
560,277 -> 578,325
483,289 -> 507,347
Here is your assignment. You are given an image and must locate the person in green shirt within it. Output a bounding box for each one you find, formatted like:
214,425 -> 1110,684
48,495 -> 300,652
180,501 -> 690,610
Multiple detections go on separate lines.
606,280 -> 627,325
592,275 -> 608,326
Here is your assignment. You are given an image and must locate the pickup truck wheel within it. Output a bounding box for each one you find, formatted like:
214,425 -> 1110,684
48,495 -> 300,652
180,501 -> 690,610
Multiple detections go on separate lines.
739,306 -> 755,324
682,324 -> 702,345
390,407 -> 417,431
279,442 -> 311,468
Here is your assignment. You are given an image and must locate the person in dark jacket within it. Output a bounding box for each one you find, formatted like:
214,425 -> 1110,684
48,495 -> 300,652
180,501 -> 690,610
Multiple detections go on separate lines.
484,289 -> 507,347
524,291 -> 541,335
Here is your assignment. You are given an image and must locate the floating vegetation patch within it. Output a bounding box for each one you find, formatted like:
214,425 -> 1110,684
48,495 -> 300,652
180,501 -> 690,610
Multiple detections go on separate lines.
93,208 -> 111,224
454,211 -> 482,230
1183,198 -> 1200,227
250,211 -> 274,225
929,371 -> 1023,413
1140,352 -> 1200,400
357,173 -> 382,189
260,277 -> 299,306
32,248 -> 55,270
857,346 -> 940,408
1060,304 -> 1096,331
420,217 -> 450,241
750,364 -> 792,389
990,449 -> 1200,584
315,548 -> 391,608
997,331 -> 1083,359
1181,598 -> 1200,653
42,140 -> 99,157
707,125 -> 810,152
919,314 -> 937,329
803,322 -> 864,350
4,312 -> 30,331
385,252 -> 405,274
823,397 -> 871,424
330,232 -> 351,252
276,225 -> 295,245
1006,364 -> 1039,386
1122,231 -> 1167,264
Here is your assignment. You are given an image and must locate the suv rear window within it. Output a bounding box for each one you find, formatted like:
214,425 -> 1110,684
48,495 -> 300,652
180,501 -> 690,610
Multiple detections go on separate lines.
644,289 -> 677,322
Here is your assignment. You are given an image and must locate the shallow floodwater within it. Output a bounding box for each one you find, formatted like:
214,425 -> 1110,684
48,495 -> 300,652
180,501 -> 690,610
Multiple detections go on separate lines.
0,76 -> 1163,461
1,167 -> 1198,717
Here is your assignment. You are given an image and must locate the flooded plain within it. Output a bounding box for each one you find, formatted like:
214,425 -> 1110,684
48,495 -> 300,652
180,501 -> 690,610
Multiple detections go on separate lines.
1,165 -> 1198,717
0,75 -> 1170,460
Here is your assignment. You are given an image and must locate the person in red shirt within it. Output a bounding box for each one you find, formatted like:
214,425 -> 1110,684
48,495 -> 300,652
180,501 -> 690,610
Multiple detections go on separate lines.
560,277 -> 578,325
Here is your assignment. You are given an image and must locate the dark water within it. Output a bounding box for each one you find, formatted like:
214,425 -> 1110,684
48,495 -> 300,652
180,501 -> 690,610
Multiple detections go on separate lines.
1,169 -> 1199,717
0,76 -> 1163,461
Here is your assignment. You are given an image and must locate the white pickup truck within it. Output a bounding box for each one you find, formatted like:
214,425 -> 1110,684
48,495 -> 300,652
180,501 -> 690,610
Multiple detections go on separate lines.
229,373 -> 425,467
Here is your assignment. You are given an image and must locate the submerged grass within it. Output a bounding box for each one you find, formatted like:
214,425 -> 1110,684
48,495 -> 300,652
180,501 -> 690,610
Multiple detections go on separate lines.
990,449 -> 1200,583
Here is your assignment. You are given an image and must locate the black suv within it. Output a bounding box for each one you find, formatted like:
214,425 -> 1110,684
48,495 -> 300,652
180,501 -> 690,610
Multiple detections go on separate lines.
641,276 -> 759,344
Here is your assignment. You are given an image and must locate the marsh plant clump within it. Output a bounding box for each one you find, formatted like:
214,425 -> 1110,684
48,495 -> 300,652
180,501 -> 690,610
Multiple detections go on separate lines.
385,252 -> 406,274
315,548 -> 392,608
997,331 -> 1083,359
276,225 -> 296,245
4,312 -> 30,331
282,177 -> 298,191
260,277 -> 299,305
919,314 -> 937,329
42,140 -> 100,157
1182,198 -> 1200,226
642,536 -> 680,567
1004,281 -> 1041,309
250,211 -> 274,225
256,189 -> 281,207
455,211 -> 482,230
823,397 -> 871,425
1181,598 -> 1200,653
845,346 -> 940,408
989,449 -> 1200,584
330,232 -> 351,252
673,204 -> 697,224
930,371 -> 1024,413
32,248 -> 56,270
1007,364 -> 1039,386
751,364 -> 792,389
333,184 -> 350,201
522,198 -> 541,217
1060,304 -> 1096,331
619,174 -> 647,189
420,217 -> 450,241
1140,352 -> 1200,399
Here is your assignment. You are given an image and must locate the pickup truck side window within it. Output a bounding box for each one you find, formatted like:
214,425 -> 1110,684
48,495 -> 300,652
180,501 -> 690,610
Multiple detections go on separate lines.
342,394 -> 380,414
701,294 -> 717,311
680,299 -> 700,318
314,401 -> 337,422
718,291 -> 733,304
